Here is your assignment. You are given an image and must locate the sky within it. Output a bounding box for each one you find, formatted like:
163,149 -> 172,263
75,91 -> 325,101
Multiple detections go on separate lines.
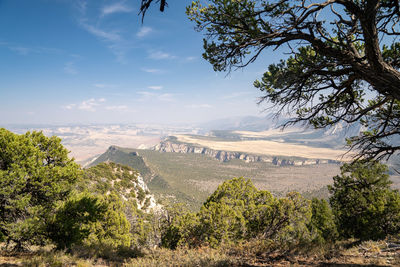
0,0 -> 285,125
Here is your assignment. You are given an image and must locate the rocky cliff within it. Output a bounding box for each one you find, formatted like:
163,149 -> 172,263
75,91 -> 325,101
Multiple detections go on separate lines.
152,140 -> 339,166
84,161 -> 162,213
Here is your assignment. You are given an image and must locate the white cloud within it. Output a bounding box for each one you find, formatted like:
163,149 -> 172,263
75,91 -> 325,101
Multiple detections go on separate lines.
105,105 -> 128,111
138,91 -> 175,102
64,62 -> 78,75
93,83 -> 118,89
148,85 -> 163,90
141,68 -> 165,74
222,92 -> 252,99
75,0 -> 87,15
63,104 -> 76,110
62,98 -> 112,112
185,56 -> 197,61
136,26 -> 153,38
185,104 -> 212,109
77,98 -> 106,112
81,22 -> 121,42
148,50 -> 175,60
138,91 -> 156,97
74,2 -> 134,63
101,3 -> 133,17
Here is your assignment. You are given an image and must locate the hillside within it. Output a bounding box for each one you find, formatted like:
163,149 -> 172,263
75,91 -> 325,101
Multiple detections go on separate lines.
89,146 -> 153,180
81,161 -> 161,212
88,146 -> 342,210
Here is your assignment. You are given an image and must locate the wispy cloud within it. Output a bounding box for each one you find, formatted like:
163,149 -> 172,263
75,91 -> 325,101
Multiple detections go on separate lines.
64,62 -> 78,75
80,22 -> 121,42
148,50 -> 175,60
0,41 -> 63,56
93,83 -> 117,88
62,104 -> 76,110
74,2 -> 132,63
101,3 -> 133,17
136,26 -> 153,38
138,91 -> 175,102
148,85 -> 163,90
185,104 -> 212,109
75,0 -> 87,15
141,68 -> 165,74
9,46 -> 31,55
78,98 -> 106,111
222,91 -> 252,99
63,98 -> 106,112
105,105 -> 128,111
185,56 -> 197,61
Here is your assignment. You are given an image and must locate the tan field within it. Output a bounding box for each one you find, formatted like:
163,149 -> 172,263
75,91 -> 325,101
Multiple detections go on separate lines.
233,128 -> 300,138
175,134 -> 352,161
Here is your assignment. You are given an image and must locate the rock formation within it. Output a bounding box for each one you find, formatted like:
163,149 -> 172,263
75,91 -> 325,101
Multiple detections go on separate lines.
152,140 -> 338,166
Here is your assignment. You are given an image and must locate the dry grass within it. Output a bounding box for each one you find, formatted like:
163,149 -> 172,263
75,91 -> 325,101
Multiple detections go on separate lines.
175,135 -> 351,161
1,240 -> 399,266
233,128 -> 300,138
125,247 -> 237,267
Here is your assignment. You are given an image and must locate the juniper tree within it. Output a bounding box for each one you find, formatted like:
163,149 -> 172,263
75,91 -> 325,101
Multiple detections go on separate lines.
329,160 -> 400,240
187,0 -> 400,160
0,129 -> 80,249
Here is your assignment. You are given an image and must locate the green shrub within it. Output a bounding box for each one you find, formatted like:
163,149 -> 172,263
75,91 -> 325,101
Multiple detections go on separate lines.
160,203 -> 199,249
161,178 -> 314,250
308,198 -> 338,244
82,193 -> 131,251
49,192 -> 132,255
329,160 -> 400,240
48,192 -> 107,250
0,129 -> 80,249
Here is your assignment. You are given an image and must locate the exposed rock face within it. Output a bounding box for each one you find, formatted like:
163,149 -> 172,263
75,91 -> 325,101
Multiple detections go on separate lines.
135,174 -> 162,213
152,141 -> 338,166
88,162 -> 162,214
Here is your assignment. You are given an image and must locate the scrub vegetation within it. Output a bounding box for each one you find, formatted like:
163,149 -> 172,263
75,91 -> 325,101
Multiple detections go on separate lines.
1,128 -> 400,266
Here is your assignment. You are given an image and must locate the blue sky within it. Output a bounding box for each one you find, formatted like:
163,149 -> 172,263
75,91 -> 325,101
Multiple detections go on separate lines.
0,0 -> 284,125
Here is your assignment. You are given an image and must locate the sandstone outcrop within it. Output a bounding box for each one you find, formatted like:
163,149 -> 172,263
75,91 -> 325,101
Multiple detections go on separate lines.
152,141 -> 338,166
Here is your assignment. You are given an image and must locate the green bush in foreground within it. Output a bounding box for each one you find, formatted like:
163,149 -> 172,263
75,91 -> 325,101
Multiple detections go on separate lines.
48,192 -> 107,250
49,192 -> 132,255
308,198 -> 338,244
162,177 -> 321,250
329,160 -> 400,240
0,129 -> 80,249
